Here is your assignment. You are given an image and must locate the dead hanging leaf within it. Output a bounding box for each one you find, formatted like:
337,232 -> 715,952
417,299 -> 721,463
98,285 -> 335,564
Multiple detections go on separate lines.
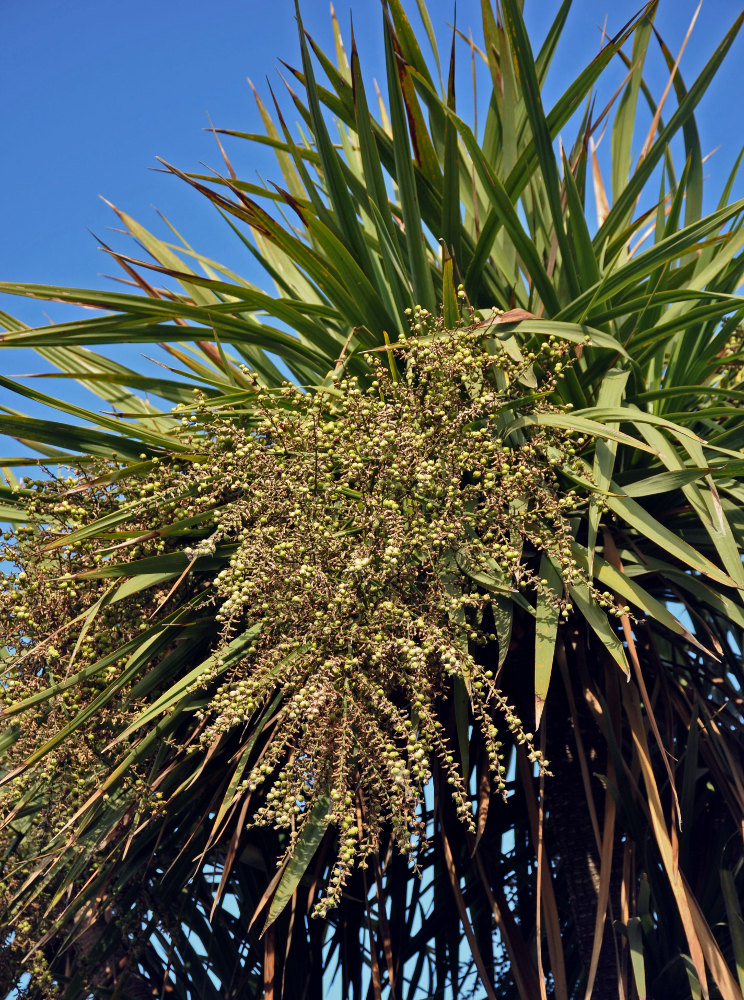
439,809 -> 499,1000
263,923 -> 275,1000
623,685 -> 744,1000
590,138 -> 610,228
583,761 -> 619,1000
472,756 -> 491,854
516,746 -> 568,1000
494,308 -> 539,324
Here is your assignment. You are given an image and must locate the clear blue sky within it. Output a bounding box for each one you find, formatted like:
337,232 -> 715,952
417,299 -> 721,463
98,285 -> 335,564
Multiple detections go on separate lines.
2,0 -> 743,328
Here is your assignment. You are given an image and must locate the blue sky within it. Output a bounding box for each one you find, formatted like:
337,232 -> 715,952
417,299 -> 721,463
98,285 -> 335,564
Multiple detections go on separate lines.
2,0 -> 744,328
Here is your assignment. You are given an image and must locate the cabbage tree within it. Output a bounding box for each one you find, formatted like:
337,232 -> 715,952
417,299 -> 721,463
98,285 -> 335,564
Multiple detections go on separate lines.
2,2 -> 744,998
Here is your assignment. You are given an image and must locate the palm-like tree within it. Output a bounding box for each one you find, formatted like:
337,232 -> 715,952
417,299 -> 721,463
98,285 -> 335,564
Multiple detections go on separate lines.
2,2 -> 744,998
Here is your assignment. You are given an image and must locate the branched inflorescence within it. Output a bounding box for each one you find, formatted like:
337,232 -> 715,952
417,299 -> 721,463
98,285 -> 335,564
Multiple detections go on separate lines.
168,311 -> 593,910
1,311 -> 608,919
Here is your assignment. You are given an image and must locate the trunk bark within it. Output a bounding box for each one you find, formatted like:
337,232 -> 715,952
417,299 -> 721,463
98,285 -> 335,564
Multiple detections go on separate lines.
495,611 -> 625,997
543,634 -> 623,1000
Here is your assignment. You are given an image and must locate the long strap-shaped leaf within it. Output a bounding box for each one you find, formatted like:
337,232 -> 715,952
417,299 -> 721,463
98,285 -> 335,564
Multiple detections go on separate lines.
623,685 -> 743,1000
383,10 -> 437,314
500,0 -> 580,302
534,553 -> 562,729
266,794 -> 331,928
597,9 -> 744,253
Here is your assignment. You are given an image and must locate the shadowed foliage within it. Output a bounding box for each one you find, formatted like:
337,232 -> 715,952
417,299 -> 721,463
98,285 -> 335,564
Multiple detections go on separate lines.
2,2 -> 744,998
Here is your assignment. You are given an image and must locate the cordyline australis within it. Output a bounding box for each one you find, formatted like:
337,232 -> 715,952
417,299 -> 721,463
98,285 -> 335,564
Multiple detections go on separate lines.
2,1 -> 744,998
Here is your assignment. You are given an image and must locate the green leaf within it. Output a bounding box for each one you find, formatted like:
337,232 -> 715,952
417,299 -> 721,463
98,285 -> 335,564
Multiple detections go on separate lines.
501,0 -> 580,300
587,368 -> 629,575
117,625 -> 260,741
597,9 -> 744,251
266,793 -> 330,925
505,411 -> 655,454
10,625 -> 175,774
562,148 -> 600,290
0,413 -> 162,462
350,27 -> 399,248
567,197 -> 744,323
610,6 -> 655,204
534,554 -> 561,728
721,869 -> 744,995
491,593 -> 514,671
627,916 -> 648,1000
605,489 -> 739,588
294,2 -> 377,282
442,254 -> 459,328
621,468 -> 710,497
569,582 -> 630,676
571,543 -> 713,657
441,28 -> 462,270
453,113 -> 561,314
384,14 -> 437,314
454,675 -> 470,782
